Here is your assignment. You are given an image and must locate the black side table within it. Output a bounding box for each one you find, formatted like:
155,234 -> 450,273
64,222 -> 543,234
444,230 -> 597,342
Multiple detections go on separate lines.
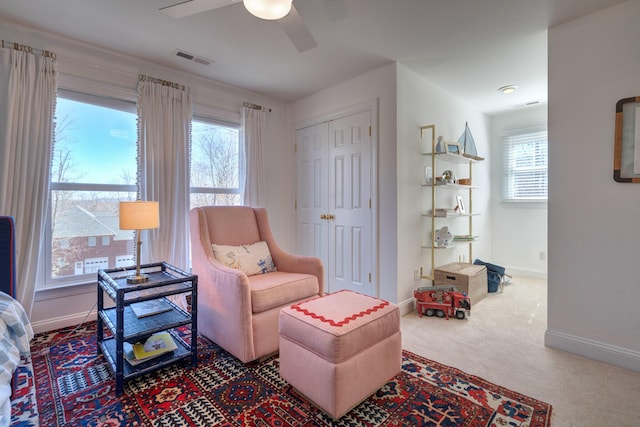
97,262 -> 198,396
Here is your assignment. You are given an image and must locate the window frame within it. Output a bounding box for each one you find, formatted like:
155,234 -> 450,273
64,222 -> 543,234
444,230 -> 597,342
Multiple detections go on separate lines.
189,114 -> 243,207
38,88 -> 245,291
41,89 -> 138,290
502,127 -> 548,204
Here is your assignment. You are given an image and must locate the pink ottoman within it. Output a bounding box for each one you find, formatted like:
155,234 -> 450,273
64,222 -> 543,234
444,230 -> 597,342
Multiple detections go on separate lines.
279,290 -> 402,419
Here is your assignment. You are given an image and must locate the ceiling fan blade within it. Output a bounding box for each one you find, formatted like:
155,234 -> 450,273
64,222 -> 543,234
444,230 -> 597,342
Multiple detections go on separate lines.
159,0 -> 239,18
279,3 -> 318,53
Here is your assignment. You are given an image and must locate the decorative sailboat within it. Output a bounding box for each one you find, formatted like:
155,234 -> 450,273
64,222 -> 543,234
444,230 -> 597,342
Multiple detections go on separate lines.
457,122 -> 484,160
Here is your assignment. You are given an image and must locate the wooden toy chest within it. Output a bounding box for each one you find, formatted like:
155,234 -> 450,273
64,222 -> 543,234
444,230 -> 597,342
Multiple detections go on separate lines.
434,262 -> 488,304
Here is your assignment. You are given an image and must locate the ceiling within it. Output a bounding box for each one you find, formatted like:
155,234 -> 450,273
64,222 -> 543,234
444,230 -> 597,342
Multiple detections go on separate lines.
0,0 -> 626,114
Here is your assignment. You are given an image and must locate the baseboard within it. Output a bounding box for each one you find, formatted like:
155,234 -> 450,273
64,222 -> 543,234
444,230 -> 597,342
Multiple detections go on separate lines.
398,297 -> 415,316
505,266 -> 547,280
545,329 -> 640,373
31,311 -> 97,335
33,298 -> 416,334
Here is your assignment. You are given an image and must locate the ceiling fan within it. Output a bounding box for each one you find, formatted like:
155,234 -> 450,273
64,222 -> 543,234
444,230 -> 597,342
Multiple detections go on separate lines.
159,0 -> 318,53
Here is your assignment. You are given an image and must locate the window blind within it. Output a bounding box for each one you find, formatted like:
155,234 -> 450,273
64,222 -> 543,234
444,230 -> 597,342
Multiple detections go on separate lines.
503,130 -> 548,201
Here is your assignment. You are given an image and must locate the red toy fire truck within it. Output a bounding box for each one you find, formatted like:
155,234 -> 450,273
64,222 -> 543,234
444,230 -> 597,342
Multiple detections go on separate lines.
414,285 -> 471,320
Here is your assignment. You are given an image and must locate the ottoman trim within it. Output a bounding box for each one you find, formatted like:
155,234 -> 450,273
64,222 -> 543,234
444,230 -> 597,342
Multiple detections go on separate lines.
289,290 -> 390,327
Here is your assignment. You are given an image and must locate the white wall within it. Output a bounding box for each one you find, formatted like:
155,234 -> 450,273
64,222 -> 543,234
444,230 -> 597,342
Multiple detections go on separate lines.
288,64 -> 491,312
288,63 -> 491,310
0,19 -> 289,333
547,0 -> 640,372
396,64 -> 491,304
287,63 -> 398,303
490,105 -> 548,278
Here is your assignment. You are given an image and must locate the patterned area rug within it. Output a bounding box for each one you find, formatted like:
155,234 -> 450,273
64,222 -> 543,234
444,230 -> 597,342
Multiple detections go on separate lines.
9,357 -> 39,426
12,322 -> 552,426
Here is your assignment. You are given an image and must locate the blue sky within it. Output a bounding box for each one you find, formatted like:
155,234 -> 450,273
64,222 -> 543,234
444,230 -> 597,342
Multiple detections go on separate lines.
54,97 -> 239,186
55,98 -> 137,184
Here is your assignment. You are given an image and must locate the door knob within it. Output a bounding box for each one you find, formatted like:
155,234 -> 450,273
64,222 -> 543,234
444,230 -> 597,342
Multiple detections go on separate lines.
320,214 -> 326,220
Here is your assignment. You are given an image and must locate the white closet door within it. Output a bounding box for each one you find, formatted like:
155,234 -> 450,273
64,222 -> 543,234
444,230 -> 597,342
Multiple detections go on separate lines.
296,109 -> 374,296
328,110 -> 373,295
296,122 -> 329,269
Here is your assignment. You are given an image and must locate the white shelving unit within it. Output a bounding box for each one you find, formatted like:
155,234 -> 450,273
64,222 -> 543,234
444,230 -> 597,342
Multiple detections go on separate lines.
420,124 -> 483,281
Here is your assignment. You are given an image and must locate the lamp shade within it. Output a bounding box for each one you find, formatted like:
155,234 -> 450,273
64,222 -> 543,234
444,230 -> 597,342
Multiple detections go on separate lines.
243,0 -> 292,20
119,201 -> 159,230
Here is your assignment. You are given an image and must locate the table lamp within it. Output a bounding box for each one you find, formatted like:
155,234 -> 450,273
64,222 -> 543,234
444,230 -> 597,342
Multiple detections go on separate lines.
119,200 -> 159,284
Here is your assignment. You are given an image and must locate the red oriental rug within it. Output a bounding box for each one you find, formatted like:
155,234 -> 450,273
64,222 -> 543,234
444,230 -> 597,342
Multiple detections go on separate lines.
12,322 -> 552,426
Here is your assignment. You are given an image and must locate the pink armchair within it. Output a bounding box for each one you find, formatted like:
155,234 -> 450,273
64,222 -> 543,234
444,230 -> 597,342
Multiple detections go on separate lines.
190,206 -> 324,363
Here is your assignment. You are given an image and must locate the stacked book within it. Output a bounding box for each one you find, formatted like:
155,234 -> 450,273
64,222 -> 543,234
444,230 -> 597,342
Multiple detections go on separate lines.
124,331 -> 178,366
431,208 -> 458,217
453,234 -> 479,242
130,298 -> 173,318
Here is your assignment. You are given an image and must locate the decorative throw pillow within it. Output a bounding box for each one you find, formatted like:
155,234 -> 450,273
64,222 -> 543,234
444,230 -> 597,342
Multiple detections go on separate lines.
211,241 -> 277,276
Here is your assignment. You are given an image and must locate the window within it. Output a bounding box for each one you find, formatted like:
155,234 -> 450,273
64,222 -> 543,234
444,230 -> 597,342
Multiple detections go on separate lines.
41,94 -> 244,289
42,91 -> 138,288
503,129 -> 548,201
190,116 -> 242,208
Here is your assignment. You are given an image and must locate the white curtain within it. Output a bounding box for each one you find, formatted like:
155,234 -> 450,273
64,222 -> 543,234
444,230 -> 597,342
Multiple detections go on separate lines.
0,46 -> 57,317
137,76 -> 191,272
241,105 -> 265,206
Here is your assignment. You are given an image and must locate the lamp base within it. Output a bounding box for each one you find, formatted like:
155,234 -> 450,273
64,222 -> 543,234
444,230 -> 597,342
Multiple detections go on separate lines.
126,274 -> 150,284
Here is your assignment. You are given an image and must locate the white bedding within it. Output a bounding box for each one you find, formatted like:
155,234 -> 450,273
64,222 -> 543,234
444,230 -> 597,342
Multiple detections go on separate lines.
0,291 -> 33,427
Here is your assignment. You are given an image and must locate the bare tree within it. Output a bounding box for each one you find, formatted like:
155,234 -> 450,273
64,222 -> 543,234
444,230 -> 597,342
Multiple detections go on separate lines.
191,125 -> 240,205
50,113 -> 85,231
119,169 -> 136,186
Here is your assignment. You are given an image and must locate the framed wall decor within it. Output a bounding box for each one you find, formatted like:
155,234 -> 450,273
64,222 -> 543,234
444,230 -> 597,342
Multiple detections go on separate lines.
445,142 -> 461,155
614,96 -> 640,182
455,195 -> 465,214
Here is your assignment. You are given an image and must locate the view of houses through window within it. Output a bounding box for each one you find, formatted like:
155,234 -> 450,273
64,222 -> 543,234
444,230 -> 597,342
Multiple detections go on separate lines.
42,91 -> 241,289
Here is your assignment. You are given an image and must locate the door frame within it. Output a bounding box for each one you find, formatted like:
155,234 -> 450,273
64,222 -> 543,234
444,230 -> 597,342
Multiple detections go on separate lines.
294,98 -> 379,296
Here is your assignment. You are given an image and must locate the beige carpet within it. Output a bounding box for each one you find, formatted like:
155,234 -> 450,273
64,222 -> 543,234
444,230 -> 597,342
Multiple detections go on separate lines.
401,276 -> 640,427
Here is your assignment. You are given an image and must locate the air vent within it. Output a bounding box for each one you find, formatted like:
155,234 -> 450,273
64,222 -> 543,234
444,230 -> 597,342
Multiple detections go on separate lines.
174,49 -> 213,66
513,100 -> 541,109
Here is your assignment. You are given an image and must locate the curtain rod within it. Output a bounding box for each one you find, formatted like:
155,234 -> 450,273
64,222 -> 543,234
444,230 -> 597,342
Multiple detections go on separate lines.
243,101 -> 271,112
139,74 -> 187,91
1,39 -> 56,59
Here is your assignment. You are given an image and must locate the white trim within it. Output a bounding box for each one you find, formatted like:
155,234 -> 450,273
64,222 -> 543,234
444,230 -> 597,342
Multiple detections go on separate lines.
58,74 -> 137,104
398,298 -> 415,316
294,98 -> 378,132
500,125 -> 547,139
499,200 -> 547,209
31,311 -> 98,335
193,104 -> 241,124
545,329 -> 640,373
504,266 -> 547,279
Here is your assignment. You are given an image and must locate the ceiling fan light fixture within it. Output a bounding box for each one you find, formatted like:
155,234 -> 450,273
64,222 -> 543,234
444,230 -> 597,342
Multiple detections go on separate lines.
498,85 -> 518,95
243,0 -> 292,20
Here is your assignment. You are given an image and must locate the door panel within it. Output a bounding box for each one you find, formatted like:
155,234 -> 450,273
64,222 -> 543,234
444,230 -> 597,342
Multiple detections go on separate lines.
334,225 -> 345,280
296,109 -> 374,296
296,123 -> 328,267
328,110 -> 373,295
352,226 -> 363,284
